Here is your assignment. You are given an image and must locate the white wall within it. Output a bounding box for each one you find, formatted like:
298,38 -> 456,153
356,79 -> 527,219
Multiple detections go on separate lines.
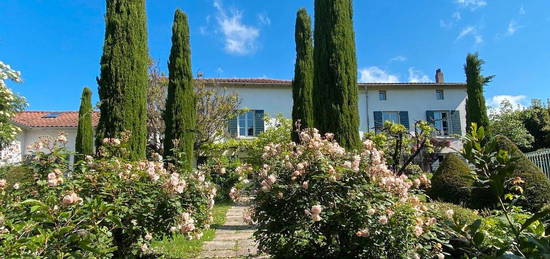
228,87 -> 293,118
20,127 -> 78,160
366,87 -> 467,134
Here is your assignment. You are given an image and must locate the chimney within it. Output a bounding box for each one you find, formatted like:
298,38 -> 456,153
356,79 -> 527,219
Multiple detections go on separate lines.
197,71 -> 204,79
435,69 -> 444,83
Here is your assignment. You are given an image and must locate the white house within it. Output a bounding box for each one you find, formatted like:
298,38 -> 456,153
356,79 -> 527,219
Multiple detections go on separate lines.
1,69 -> 466,164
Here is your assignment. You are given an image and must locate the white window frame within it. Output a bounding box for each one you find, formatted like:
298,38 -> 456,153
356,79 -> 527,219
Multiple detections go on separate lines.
382,111 -> 400,124
379,90 -> 387,101
436,89 -> 444,100
237,111 -> 256,137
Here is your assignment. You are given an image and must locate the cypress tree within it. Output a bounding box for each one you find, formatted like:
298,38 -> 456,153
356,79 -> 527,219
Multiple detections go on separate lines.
465,53 -> 493,132
164,9 -> 196,171
96,0 -> 149,160
75,87 -> 94,160
291,8 -> 314,143
312,0 -> 361,150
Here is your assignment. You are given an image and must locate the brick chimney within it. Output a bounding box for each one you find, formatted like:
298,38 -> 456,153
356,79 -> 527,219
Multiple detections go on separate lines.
435,69 -> 444,83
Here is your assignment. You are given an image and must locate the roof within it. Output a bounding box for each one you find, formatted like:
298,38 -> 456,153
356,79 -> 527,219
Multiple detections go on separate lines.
198,78 -> 466,88
12,111 -> 100,128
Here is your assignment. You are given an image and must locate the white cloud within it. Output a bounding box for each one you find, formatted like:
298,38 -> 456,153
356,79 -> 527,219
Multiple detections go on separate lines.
257,14 -> 271,25
489,95 -> 528,108
452,12 -> 462,21
506,20 -> 521,36
389,56 -> 407,62
213,0 -> 260,55
456,26 -> 483,44
359,67 -> 399,83
519,6 -> 526,15
456,0 -> 487,9
407,68 -> 431,83
440,20 -> 452,29
475,35 -> 483,44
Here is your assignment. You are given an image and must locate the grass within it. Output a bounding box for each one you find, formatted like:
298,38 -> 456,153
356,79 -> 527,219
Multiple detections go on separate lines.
152,201 -> 233,258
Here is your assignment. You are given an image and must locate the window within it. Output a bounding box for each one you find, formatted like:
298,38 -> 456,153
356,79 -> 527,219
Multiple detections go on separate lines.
382,111 -> 399,124
379,90 -> 387,101
436,89 -> 444,100
42,112 -> 61,118
238,111 -> 255,137
433,111 -> 450,136
228,110 -> 265,137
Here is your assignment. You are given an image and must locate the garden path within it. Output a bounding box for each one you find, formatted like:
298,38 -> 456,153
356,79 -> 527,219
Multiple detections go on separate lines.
199,203 -> 266,258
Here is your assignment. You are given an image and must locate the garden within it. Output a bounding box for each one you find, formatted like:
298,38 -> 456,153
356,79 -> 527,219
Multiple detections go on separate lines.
1,0 -> 550,258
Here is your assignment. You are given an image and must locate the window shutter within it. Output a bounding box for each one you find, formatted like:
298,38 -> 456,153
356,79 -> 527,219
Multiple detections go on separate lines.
399,111 -> 410,130
254,110 -> 265,136
374,111 -> 383,131
450,110 -> 462,136
228,117 -> 238,137
426,111 -> 435,125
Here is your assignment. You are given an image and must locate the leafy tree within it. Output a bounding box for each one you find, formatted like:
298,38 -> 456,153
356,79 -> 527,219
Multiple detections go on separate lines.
75,87 -> 94,159
291,8 -> 314,143
96,0 -> 149,160
164,9 -> 196,170
146,61 -> 167,157
465,53 -> 493,132
489,99 -> 534,151
520,99 -> 550,151
0,61 -> 26,150
313,0 -> 361,150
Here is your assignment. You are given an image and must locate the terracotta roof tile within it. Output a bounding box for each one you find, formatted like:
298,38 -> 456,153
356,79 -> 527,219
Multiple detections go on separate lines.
197,78 -> 466,87
12,111 -> 100,128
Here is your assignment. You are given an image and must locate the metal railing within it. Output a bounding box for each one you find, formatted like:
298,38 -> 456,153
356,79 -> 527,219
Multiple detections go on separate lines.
526,149 -> 550,179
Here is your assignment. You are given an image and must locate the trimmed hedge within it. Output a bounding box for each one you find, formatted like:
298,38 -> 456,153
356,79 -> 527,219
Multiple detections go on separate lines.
493,135 -> 550,212
429,153 -> 474,205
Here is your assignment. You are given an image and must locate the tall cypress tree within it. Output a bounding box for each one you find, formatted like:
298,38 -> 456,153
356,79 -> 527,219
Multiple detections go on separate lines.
465,53 -> 493,132
164,9 -> 196,171
291,8 -> 314,143
312,0 -> 361,150
75,87 -> 94,160
96,0 -> 149,160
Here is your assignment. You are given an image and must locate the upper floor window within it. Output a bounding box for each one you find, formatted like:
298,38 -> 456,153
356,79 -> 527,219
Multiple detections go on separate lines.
379,90 -> 387,101
228,110 -> 265,137
433,111 -> 450,135
426,110 -> 462,136
436,89 -> 444,100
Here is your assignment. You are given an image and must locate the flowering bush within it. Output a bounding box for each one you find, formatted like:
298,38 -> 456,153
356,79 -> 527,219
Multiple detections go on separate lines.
250,129 -> 441,258
0,61 -> 26,149
0,133 -> 216,257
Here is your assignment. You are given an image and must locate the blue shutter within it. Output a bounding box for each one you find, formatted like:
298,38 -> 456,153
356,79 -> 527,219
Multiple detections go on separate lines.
254,110 -> 265,136
450,110 -> 462,136
399,111 -> 410,130
374,111 -> 383,132
426,111 -> 435,125
228,116 -> 238,138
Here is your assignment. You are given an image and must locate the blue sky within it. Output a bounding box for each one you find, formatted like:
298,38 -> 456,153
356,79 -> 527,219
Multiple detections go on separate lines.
1,0 -> 548,110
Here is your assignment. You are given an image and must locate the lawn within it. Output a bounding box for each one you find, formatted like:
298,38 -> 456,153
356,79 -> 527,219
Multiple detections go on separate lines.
152,201 -> 233,258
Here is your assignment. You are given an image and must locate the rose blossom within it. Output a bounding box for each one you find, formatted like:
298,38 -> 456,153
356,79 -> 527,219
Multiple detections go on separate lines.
311,214 -> 322,222
311,205 -> 322,215
355,228 -> 369,237
0,179 -> 6,190
414,225 -> 424,236
302,181 -> 309,190
378,215 -> 388,225
445,209 -> 454,219
367,208 -> 376,215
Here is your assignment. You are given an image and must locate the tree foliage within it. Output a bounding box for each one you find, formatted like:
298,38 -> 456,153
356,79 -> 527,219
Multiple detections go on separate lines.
313,0 -> 361,150
291,8 -> 314,143
520,99 -> 550,151
146,61 -> 167,157
0,61 -> 26,150
164,9 -> 196,170
96,0 -> 149,160
75,87 -> 94,159
465,53 -> 493,133
489,99 -> 534,151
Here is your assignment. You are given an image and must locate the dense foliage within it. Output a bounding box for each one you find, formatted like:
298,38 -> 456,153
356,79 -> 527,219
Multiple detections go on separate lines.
465,53 -> 493,133
0,134 -> 216,257
489,99 -> 535,151
250,129 -> 439,258
291,8 -> 314,143
312,0 -> 361,150
96,0 -> 149,160
0,61 -> 26,150
75,87 -> 94,160
164,10 -> 196,170
429,153 -> 473,205
521,99 -> 550,151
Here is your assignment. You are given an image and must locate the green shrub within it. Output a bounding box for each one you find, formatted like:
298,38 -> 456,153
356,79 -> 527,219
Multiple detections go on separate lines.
0,165 -> 31,186
251,129 -> 442,258
429,202 -> 479,226
478,135 -> 550,212
429,153 -> 473,205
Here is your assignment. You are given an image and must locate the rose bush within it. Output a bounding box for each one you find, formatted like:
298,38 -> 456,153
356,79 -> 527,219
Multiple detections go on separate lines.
249,129 -> 442,258
0,133 -> 216,257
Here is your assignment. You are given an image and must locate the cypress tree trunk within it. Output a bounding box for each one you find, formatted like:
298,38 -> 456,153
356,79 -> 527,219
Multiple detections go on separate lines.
292,9 -> 315,143
313,0 -> 361,150
465,53 -> 493,132
96,0 -> 149,160
164,9 -> 196,171
75,87 -> 94,161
